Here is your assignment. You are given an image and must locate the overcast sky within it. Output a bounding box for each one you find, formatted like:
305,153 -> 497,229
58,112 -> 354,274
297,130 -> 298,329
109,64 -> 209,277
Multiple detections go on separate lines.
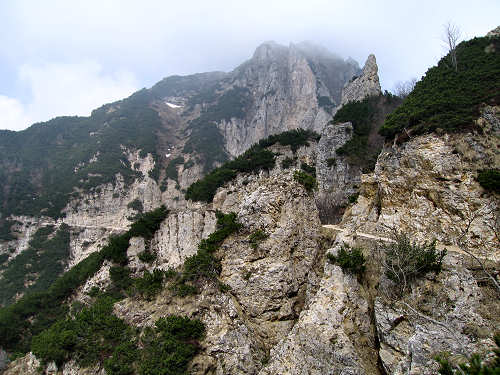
0,0 -> 498,131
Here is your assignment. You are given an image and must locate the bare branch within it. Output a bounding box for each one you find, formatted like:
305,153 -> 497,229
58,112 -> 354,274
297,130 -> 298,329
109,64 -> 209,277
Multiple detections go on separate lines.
393,78 -> 417,98
442,22 -> 461,71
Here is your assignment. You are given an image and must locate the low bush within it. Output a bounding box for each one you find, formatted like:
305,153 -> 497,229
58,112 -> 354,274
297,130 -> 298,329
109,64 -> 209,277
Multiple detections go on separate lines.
380,233 -> 446,293
32,294 -> 205,374
333,93 -> 400,172
137,249 -> 156,263
127,199 -> 143,213
348,193 -> 359,204
281,157 -> 296,169
327,245 -> 366,276
436,333 -> 500,374
31,296 -> 135,368
0,224 -> 70,307
249,229 -> 269,249
128,205 -> 168,240
109,266 -> 133,291
477,169 -> 500,193
380,35 -> 500,138
138,316 -> 205,375
0,220 -> 16,241
169,282 -> 198,297
185,129 -> 319,202
165,156 -> 184,182
300,162 -> 316,177
0,206 -> 168,354
174,212 -> 240,292
293,170 -> 317,192
133,269 -> 164,300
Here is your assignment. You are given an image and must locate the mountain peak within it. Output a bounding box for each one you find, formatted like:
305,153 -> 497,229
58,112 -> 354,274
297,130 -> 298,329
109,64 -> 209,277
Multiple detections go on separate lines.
252,41 -> 288,61
340,53 -> 381,106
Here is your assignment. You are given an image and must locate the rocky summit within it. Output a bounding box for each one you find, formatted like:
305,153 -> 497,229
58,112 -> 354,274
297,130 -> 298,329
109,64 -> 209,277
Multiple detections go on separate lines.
0,29 -> 499,375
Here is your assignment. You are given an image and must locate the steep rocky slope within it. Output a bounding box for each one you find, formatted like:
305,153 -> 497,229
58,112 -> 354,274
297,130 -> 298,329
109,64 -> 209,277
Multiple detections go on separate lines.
4,102 -> 499,374
2,30 -> 499,375
0,42 -> 369,306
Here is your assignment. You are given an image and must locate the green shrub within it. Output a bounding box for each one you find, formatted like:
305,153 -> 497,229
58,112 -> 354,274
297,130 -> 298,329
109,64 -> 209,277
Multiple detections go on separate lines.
127,199 -> 143,213
185,129 -> 319,202
381,233 -> 446,293
0,206 -> 167,354
334,96 -> 375,136
257,128 -> 320,152
218,281 -> 231,292
436,334 -> 500,374
249,229 -> 269,249
133,270 -> 164,300
380,36 -> 500,138
333,94 -> 401,172
327,245 -> 366,275
293,170 -> 317,192
281,157 -> 296,169
31,296 -> 135,368
0,253 -> 9,268
165,156 -> 184,181
138,316 -> 204,375
348,193 -> 359,204
326,158 -> 336,167
300,162 -> 316,177
104,341 -> 138,375
174,212 -> 240,293
101,234 -> 131,265
0,88 -> 163,219
0,224 -> 70,306
109,266 -> 133,291
477,169 -> 500,193
163,268 -> 177,280
128,205 -> 168,239
169,282 -> 198,297
137,249 -> 156,263
0,220 -> 16,241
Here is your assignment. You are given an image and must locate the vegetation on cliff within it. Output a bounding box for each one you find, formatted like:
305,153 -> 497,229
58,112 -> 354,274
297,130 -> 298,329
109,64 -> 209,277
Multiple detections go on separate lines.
477,169 -> 500,194
0,89 -> 163,219
0,206 -> 168,354
332,93 -> 402,172
31,295 -> 205,375
183,86 -> 252,172
170,211 -> 241,295
380,35 -> 500,138
185,129 -> 320,202
0,224 -> 70,306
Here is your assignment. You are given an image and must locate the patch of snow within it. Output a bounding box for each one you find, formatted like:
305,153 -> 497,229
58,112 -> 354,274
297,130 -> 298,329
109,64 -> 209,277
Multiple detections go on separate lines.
165,102 -> 182,109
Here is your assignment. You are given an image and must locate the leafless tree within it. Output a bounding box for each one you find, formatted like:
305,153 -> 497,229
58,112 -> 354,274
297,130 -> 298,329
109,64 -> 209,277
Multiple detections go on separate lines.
393,78 -> 417,98
442,22 -> 461,71
454,202 -> 500,294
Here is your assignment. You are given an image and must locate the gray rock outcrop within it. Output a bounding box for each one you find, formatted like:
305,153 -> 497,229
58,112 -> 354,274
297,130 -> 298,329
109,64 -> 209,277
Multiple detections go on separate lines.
218,41 -> 361,156
340,54 -> 381,106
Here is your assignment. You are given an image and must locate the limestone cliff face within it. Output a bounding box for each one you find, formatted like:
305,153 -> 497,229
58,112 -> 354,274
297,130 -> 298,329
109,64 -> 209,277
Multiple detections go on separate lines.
341,106 -> 500,259
217,41 -> 361,157
315,122 -> 362,223
4,107 -> 500,375
338,106 -> 500,374
112,142 -> 325,375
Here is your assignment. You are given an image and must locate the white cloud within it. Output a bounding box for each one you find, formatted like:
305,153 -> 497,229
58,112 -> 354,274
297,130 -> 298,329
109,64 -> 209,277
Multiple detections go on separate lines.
0,61 -> 138,131
0,95 -> 33,131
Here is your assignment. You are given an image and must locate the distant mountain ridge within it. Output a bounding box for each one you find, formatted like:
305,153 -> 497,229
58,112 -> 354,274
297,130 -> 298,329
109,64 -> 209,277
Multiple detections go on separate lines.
0,41 -> 368,221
